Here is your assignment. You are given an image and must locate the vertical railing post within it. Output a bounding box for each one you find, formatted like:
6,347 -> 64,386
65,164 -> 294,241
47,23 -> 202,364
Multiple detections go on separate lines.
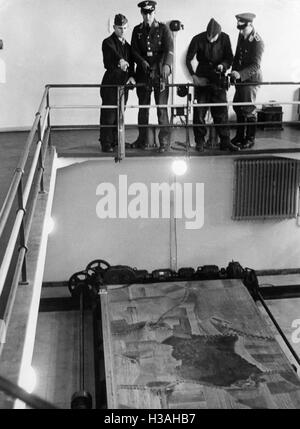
116,86 -> 125,162
186,88 -> 191,157
37,119 -> 45,194
170,32 -> 177,125
17,177 -> 28,285
46,87 -> 51,147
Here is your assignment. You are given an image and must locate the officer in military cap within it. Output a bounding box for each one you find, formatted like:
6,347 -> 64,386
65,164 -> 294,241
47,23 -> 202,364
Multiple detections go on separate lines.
186,18 -> 237,152
99,14 -> 136,153
231,13 -> 264,149
130,1 -> 174,152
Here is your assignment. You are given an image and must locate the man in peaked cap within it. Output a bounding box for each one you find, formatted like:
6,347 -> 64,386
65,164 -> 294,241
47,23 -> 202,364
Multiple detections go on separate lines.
186,18 -> 237,152
99,14 -> 136,153
130,1 -> 173,152
231,13 -> 264,149
138,0 -> 156,13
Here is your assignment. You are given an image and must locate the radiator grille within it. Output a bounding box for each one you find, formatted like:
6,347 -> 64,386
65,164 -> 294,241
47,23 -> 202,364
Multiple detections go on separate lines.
233,158 -> 300,220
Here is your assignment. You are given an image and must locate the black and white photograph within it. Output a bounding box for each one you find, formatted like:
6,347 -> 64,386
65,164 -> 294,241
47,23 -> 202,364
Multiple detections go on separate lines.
1,0 -> 300,411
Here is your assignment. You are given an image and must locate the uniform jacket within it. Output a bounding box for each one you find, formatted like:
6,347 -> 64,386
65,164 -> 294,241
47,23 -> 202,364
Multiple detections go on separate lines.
131,20 -> 173,82
101,33 -> 134,87
186,32 -> 233,79
232,28 -> 264,82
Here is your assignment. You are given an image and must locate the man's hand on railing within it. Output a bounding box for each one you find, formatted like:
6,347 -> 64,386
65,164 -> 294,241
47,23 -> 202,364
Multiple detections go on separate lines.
231,70 -> 241,81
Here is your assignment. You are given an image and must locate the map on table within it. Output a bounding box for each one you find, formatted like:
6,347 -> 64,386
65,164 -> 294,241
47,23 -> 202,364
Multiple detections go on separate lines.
100,279 -> 300,409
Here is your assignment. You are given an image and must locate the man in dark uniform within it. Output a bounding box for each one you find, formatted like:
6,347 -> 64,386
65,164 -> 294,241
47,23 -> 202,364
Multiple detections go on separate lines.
186,18 -> 237,152
130,1 -> 173,152
100,14 -> 136,153
231,13 -> 264,149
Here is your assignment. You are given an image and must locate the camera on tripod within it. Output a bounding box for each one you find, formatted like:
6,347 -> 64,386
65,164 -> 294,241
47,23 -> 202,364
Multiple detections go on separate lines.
169,20 -> 184,32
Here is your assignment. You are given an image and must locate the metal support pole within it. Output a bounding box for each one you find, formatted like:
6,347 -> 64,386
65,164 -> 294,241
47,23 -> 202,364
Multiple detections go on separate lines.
46,89 -> 51,147
169,174 -> 178,272
186,91 -> 191,157
171,31 -> 177,125
116,86 -> 125,162
37,120 -> 45,193
92,301 -> 107,409
17,179 -> 28,285
79,291 -> 85,392
70,285 -> 92,409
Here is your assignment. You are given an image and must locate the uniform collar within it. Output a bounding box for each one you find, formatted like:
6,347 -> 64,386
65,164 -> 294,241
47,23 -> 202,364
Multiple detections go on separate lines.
141,19 -> 159,30
248,28 -> 256,42
242,27 -> 255,42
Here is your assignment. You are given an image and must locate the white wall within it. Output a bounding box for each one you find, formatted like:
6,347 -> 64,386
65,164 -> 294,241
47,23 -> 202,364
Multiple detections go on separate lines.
44,155 -> 300,281
1,0 -> 300,129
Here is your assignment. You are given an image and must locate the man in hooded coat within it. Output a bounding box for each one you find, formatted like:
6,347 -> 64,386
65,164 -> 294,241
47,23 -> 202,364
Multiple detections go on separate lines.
186,18 -> 237,152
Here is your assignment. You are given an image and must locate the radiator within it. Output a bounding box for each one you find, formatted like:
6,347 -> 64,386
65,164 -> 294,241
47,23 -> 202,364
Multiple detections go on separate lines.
233,158 -> 300,220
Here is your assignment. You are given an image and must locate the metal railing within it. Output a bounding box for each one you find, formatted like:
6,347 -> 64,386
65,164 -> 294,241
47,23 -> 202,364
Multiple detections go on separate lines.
0,86 -> 52,407
48,81 -> 300,160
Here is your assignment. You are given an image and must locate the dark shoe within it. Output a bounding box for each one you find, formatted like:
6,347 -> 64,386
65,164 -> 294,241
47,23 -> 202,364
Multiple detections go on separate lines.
231,135 -> 245,146
239,118 -> 256,149
240,138 -> 255,149
227,141 -> 241,152
220,137 -> 240,152
158,142 -> 169,153
242,118 -> 256,149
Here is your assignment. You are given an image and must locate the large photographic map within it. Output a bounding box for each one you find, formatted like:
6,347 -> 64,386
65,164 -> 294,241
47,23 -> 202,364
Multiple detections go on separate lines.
100,279 -> 300,408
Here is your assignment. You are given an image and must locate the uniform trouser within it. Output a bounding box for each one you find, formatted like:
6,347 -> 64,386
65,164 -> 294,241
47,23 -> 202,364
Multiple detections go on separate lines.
136,83 -> 170,146
100,87 -> 128,148
233,84 -> 258,120
193,85 -> 230,143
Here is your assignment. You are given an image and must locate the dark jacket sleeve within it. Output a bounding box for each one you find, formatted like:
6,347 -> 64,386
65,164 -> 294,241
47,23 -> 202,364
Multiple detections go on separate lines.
231,35 -> 241,72
161,24 -> 174,71
128,45 -> 135,78
185,35 -> 198,76
221,34 -> 233,71
239,39 -> 264,81
102,37 -> 123,71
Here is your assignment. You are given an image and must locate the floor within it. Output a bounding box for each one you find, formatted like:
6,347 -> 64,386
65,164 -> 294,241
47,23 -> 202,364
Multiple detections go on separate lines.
49,125 -> 300,158
1,126 -> 300,408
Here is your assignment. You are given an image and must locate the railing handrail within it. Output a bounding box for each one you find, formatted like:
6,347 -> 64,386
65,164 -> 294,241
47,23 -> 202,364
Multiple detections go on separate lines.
46,81 -> 300,88
0,374 -> 58,409
0,86 -> 49,324
0,86 -> 49,241
0,86 -> 53,408
48,101 -> 300,110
